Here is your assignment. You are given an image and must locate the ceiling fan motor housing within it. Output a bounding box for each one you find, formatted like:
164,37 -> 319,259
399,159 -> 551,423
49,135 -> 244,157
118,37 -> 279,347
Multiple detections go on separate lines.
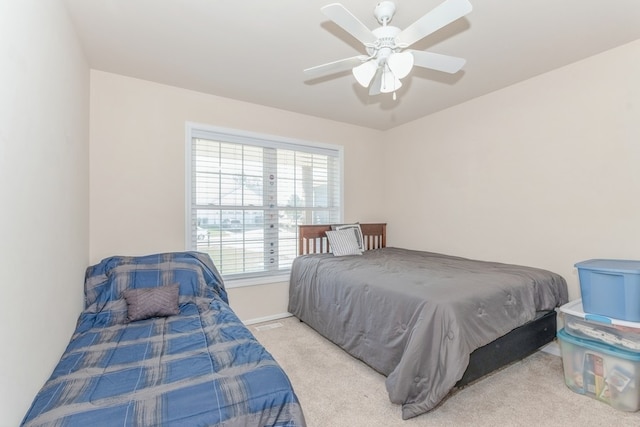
368,26 -> 403,59
374,1 -> 397,25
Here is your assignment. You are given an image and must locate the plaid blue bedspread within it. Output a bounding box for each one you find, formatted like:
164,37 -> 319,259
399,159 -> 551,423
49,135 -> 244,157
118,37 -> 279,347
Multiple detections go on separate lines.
21,252 -> 306,426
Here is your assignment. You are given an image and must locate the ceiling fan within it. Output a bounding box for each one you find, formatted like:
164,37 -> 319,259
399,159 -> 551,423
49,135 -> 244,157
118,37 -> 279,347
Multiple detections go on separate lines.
304,0 -> 472,98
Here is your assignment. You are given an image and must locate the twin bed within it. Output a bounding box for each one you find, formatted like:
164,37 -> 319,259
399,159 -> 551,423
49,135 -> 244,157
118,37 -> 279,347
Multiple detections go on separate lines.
21,252 -> 305,427
289,223 -> 568,420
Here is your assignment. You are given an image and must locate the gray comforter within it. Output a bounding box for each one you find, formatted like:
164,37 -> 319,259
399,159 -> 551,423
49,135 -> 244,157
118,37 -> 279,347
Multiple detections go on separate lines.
288,247 -> 568,419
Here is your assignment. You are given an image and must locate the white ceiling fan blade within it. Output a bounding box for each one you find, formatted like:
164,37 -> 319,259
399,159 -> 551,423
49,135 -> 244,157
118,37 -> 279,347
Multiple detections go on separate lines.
352,60 -> 378,87
409,50 -> 466,73
321,3 -> 377,46
395,0 -> 472,47
386,51 -> 414,79
369,68 -> 383,95
304,55 -> 369,77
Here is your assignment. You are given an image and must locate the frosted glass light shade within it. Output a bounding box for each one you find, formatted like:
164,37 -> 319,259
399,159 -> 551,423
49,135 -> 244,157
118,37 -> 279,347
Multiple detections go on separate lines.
387,51 -> 414,79
352,60 -> 378,87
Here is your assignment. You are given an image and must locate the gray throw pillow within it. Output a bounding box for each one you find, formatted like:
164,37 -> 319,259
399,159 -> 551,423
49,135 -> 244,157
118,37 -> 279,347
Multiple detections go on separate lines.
123,283 -> 180,322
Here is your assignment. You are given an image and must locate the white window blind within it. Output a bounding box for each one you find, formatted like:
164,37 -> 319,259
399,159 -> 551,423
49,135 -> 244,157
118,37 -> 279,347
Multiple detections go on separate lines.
186,124 -> 342,281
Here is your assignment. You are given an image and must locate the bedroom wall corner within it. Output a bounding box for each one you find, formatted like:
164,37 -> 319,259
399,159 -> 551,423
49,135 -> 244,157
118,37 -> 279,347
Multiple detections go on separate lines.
0,1 -> 90,425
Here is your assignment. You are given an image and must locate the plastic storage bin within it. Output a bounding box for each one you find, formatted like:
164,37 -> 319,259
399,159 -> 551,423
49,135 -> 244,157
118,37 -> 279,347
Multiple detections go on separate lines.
575,259 -> 640,322
560,299 -> 640,353
558,329 -> 640,411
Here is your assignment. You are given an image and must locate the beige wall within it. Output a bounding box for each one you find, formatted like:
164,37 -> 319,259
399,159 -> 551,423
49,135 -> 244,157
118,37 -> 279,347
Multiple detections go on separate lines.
90,40 -> 640,319
383,39 -> 640,301
0,1 -> 89,425
89,71 -> 385,320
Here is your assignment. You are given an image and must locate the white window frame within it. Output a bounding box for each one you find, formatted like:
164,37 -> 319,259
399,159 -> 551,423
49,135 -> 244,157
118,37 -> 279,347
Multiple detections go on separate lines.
185,122 -> 344,288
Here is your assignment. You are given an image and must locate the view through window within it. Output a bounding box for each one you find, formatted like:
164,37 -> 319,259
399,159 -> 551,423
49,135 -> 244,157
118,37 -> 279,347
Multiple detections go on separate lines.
186,125 -> 343,281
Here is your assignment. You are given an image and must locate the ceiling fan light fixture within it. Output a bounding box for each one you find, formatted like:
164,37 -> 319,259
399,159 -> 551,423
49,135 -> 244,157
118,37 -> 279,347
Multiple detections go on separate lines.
352,60 -> 378,87
387,51 -> 414,79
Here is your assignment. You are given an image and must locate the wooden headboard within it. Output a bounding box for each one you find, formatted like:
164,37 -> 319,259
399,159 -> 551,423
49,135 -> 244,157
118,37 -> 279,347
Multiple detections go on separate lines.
298,223 -> 387,255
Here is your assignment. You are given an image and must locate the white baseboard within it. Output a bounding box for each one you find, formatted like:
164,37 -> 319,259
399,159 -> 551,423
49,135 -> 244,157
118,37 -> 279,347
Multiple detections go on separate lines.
540,340 -> 561,357
243,312 -> 293,326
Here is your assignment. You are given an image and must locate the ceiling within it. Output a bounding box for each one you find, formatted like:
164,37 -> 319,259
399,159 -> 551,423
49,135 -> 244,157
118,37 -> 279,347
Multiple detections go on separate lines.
63,0 -> 640,131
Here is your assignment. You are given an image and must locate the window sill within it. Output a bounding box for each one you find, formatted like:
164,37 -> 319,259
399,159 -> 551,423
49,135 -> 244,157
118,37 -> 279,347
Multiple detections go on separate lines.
223,273 -> 291,289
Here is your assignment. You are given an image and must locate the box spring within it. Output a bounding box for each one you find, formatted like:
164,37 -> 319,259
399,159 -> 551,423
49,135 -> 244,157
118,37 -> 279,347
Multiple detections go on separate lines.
456,310 -> 557,387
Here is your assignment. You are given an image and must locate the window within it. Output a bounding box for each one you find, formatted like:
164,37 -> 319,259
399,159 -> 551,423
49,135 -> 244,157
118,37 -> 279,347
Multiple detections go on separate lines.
186,123 -> 343,284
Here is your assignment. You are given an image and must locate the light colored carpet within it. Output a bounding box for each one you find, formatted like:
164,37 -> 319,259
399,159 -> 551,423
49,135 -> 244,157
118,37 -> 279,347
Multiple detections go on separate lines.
253,316 -> 639,426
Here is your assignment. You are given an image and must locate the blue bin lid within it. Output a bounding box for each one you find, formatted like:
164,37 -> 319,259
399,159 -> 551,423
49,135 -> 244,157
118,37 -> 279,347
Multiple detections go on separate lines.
575,259 -> 640,274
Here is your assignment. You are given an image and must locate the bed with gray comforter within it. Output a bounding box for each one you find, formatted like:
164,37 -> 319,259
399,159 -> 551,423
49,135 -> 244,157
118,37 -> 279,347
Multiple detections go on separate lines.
288,247 -> 568,419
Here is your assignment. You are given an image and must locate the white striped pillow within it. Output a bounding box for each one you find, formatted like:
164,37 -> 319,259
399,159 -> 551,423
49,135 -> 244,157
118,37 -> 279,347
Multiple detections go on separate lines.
326,229 -> 363,256
332,223 -> 365,251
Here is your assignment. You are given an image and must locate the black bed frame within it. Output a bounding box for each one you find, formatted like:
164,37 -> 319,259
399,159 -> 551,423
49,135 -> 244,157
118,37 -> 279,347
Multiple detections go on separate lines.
455,310 -> 557,387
